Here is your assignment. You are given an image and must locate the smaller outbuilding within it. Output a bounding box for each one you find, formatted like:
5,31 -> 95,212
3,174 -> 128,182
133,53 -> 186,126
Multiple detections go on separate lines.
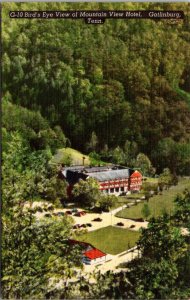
83,248 -> 107,265
69,239 -> 107,265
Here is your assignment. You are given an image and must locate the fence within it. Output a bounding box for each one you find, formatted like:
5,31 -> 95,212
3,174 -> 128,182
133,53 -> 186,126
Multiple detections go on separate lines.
118,246 -> 138,257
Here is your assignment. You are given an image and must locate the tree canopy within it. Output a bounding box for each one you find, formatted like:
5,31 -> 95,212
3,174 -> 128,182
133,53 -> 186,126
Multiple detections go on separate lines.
2,2 -> 190,174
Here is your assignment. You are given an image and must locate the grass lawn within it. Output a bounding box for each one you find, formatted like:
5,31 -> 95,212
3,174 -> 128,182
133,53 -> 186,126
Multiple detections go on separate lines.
50,147 -> 90,165
50,147 -> 106,166
116,178 -> 190,220
113,197 -> 132,208
143,177 -> 158,184
76,226 -> 140,255
124,193 -> 145,200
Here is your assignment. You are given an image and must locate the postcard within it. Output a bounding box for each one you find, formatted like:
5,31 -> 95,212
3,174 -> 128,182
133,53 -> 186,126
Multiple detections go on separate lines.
1,1 -> 190,299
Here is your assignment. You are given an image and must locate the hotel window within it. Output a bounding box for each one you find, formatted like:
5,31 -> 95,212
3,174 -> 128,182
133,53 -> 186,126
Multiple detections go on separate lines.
121,187 -> 124,192
116,187 -> 119,192
110,188 -> 114,193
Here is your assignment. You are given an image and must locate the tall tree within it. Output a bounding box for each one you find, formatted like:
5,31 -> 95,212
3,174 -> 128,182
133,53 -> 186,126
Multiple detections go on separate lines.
2,207 -> 82,299
72,178 -> 101,207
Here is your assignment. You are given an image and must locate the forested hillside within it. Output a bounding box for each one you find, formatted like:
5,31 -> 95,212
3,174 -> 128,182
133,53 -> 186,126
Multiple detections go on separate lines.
2,2 -> 190,173
2,3 -> 190,298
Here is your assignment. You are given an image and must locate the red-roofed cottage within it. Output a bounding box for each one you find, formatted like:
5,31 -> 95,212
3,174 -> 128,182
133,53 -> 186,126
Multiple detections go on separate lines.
69,239 -> 107,265
83,248 -> 107,265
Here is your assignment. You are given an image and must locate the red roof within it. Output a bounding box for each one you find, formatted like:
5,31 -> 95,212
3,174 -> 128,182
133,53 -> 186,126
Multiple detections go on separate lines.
130,170 -> 142,178
84,248 -> 106,260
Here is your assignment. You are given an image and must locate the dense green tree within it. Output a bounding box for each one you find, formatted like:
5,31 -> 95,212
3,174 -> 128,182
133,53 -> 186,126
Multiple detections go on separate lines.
72,178 -> 101,207
158,168 -> 174,190
154,138 -> 178,174
98,194 -> 118,211
112,146 -> 126,165
43,176 -> 68,206
135,153 -> 154,176
88,151 -> 102,166
141,203 -> 151,220
175,143 -> 190,176
153,139 -> 190,176
173,189 -> 190,225
138,215 -> 187,261
2,99 -> 67,153
87,131 -> 99,152
2,207 -> 82,299
127,258 -> 179,300
123,140 -> 138,166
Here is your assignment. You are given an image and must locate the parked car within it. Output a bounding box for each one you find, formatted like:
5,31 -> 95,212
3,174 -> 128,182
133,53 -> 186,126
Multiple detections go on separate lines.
72,208 -> 78,213
92,207 -> 102,213
47,205 -> 54,211
74,212 -> 81,217
36,207 -> 43,213
92,217 -> 102,222
117,222 -> 124,226
44,213 -> 52,218
65,210 -> 72,215
74,211 -> 86,217
80,224 -> 87,228
52,213 -> 58,216
73,224 -> 80,229
130,225 -> 135,229
80,211 -> 86,215
86,223 -> 92,227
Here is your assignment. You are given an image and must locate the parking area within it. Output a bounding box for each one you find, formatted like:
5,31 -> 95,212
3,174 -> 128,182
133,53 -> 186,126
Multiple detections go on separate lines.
52,207 -> 148,232
25,201 -> 148,232
72,211 -> 148,232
